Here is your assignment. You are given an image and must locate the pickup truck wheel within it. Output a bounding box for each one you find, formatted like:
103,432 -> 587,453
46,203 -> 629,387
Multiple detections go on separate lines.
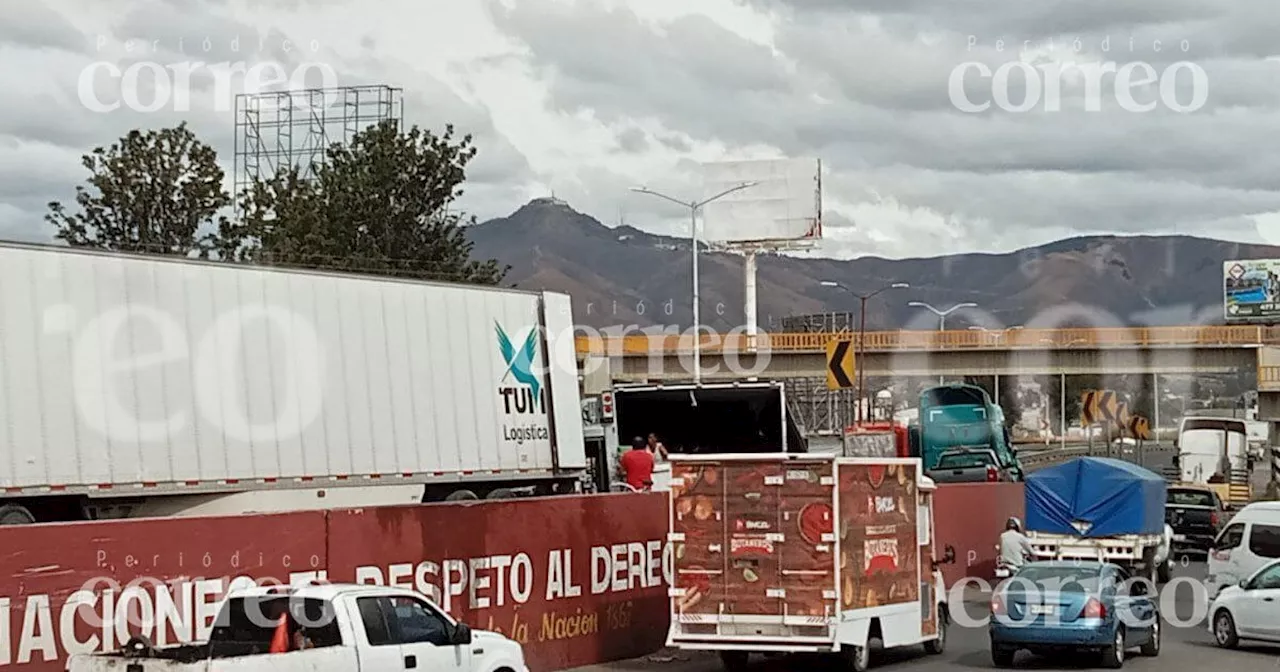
718,651 -> 749,672
1099,626 -> 1125,668
0,504 -> 35,525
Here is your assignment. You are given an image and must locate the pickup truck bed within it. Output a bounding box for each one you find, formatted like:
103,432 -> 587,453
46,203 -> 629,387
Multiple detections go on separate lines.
1165,487 -> 1223,552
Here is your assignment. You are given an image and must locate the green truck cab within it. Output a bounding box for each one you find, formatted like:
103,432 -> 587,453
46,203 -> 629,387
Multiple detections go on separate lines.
913,383 -> 1023,480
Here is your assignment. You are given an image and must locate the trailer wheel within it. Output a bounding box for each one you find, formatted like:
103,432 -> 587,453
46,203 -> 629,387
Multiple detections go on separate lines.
485,488 -> 518,500
444,489 -> 479,502
1157,558 -> 1172,584
0,504 -> 35,525
718,651 -> 749,672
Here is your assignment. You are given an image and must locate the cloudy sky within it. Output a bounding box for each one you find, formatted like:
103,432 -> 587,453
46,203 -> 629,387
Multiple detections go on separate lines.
5,0 -> 1280,258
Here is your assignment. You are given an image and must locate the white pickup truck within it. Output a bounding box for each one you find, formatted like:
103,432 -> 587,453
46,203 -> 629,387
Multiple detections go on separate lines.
66,584 -> 528,672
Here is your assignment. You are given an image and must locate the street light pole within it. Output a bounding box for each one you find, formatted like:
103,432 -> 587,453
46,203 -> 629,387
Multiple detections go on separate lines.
907,301 -> 978,384
821,281 -> 909,423
632,181 -> 758,384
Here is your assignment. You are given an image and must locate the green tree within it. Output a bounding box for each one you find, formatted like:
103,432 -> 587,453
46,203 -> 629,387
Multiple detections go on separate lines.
216,120 -> 508,285
46,123 -> 228,255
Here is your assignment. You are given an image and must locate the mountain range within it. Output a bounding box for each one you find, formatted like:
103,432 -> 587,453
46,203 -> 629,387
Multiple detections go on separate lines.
466,197 -> 1280,331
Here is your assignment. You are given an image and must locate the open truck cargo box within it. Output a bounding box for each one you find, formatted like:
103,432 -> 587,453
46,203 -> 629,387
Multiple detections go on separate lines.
1026,457 -> 1166,537
613,382 -> 806,454
667,454 -> 940,652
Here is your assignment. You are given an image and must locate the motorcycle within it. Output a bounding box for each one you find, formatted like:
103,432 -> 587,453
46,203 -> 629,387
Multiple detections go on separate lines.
993,544 -> 1029,579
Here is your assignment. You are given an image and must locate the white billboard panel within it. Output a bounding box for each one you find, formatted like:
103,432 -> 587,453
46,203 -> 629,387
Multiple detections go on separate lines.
1224,258 -> 1280,322
699,157 -> 822,244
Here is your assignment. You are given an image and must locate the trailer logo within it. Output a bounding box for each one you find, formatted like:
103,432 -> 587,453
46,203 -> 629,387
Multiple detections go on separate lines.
495,322 -> 550,445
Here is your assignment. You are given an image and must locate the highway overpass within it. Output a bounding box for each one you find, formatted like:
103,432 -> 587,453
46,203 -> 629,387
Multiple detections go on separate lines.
575,325 -> 1279,380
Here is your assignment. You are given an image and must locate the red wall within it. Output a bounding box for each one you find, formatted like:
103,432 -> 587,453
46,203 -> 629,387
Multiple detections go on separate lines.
0,486 -> 1019,671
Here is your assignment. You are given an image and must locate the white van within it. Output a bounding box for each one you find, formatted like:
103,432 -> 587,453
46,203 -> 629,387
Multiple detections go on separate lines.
1206,502 -> 1280,595
1176,417 -> 1248,484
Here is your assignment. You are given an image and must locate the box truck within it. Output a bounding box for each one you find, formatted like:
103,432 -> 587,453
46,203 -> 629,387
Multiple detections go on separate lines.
0,243 -> 585,524
665,453 -> 955,671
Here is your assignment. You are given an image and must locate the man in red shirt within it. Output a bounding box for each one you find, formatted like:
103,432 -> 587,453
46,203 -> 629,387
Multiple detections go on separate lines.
618,436 -> 655,491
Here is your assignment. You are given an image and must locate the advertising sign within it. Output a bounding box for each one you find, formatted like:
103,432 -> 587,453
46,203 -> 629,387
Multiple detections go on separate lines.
1224,259 -> 1280,321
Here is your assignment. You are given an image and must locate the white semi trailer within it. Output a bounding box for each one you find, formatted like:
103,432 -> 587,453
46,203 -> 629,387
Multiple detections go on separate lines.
0,243 -> 585,524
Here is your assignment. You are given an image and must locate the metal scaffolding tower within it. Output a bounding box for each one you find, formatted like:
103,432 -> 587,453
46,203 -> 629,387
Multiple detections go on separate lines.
232,85 -> 404,200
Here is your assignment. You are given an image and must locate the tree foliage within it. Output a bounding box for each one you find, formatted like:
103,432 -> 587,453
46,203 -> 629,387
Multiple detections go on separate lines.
214,120 -> 508,285
46,123 -> 228,255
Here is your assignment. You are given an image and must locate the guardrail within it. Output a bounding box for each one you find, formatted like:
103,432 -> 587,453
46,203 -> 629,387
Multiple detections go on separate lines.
575,324 -> 1280,355
1018,443 -> 1177,471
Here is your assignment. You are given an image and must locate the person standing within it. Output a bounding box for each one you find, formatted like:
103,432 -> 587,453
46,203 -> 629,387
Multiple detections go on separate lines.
648,433 -> 669,461
619,436 -> 655,491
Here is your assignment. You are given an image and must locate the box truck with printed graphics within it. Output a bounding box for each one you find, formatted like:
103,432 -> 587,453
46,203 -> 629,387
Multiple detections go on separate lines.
0,243 -> 586,525
665,453 -> 956,671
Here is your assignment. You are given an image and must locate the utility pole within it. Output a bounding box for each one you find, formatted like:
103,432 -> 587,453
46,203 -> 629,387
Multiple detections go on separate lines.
908,301 -> 978,384
820,281 -> 910,423
631,181 -> 758,383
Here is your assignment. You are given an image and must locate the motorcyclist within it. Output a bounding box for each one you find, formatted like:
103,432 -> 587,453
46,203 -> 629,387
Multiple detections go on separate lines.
998,516 -> 1034,571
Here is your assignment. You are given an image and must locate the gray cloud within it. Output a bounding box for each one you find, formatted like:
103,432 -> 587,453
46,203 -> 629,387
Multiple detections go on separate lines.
1,2 -> 535,242
486,0 -> 1280,256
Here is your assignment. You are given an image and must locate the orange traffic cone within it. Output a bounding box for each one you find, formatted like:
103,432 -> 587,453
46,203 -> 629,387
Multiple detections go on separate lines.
269,613 -> 290,653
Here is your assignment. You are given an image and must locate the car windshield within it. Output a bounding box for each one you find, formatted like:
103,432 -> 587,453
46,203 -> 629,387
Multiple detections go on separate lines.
936,452 -> 994,468
1012,565 -> 1102,592
1168,490 -> 1214,507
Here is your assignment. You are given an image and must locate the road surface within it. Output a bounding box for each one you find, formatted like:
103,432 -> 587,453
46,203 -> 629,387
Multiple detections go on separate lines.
570,561 -> 1280,672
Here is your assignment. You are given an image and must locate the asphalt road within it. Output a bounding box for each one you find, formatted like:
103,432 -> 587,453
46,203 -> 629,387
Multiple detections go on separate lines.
571,562 -> 1280,672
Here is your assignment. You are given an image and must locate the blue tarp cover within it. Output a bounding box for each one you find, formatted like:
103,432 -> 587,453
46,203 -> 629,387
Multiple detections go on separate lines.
1025,457 -> 1166,536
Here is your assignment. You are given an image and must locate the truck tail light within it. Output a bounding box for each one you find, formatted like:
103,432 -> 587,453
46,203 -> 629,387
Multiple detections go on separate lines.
986,465 -> 999,482
1210,511 -> 1219,527
1081,597 -> 1106,619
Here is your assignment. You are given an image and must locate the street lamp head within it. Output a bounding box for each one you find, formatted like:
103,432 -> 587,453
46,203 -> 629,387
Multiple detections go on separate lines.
819,280 -> 841,288
907,301 -> 927,308
891,283 -> 910,289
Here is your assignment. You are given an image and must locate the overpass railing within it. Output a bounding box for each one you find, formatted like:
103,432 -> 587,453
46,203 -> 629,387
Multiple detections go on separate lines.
575,325 -> 1280,355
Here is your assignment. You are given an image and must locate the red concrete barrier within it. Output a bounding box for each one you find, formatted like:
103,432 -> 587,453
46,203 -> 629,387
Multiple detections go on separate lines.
933,483 -> 1025,584
0,485 -> 1023,671
0,512 -> 327,669
325,494 -> 668,671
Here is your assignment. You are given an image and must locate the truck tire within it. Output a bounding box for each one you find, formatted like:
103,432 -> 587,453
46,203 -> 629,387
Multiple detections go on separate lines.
924,609 -> 947,654
843,644 -> 870,672
485,488 -> 518,500
444,489 -> 479,502
718,651 -> 749,672
1156,558 -> 1172,584
0,504 -> 35,526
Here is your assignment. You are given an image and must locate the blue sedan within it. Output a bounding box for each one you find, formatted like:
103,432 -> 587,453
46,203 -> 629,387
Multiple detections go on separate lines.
989,561 -> 1160,668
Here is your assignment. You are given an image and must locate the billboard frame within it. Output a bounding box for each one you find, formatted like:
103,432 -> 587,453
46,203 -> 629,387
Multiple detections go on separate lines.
698,157 -> 823,247
1223,259 -> 1280,324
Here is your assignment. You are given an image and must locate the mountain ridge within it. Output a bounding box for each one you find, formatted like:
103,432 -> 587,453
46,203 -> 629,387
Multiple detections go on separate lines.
465,198 -> 1280,330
